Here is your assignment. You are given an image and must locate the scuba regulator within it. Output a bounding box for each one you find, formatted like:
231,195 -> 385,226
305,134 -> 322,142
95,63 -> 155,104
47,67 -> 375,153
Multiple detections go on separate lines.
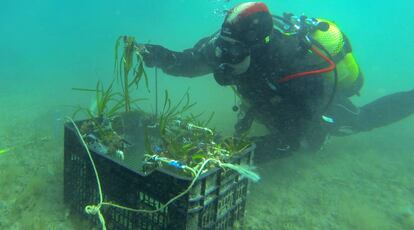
272,13 -> 330,42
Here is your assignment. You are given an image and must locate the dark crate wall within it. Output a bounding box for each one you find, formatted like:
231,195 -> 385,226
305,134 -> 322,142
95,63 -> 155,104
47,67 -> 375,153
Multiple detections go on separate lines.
64,122 -> 253,230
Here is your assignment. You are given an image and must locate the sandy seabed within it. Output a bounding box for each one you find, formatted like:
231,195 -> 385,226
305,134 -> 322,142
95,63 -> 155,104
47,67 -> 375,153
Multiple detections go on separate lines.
1,92 -> 413,230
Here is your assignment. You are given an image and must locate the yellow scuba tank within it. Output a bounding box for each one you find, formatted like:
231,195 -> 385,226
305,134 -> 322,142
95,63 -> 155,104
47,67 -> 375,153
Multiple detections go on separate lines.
311,19 -> 363,96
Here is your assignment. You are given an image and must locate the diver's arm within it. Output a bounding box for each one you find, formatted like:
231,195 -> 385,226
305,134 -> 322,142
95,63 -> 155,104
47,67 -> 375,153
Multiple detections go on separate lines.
234,107 -> 255,136
140,36 -> 217,77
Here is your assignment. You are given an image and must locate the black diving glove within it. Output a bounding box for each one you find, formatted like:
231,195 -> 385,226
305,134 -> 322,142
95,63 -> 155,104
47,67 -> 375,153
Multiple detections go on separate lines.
234,108 -> 254,137
137,44 -> 173,68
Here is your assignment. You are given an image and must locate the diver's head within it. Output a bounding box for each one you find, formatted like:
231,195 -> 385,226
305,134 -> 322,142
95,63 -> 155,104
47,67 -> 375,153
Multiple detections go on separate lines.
214,2 -> 273,76
221,2 -> 273,45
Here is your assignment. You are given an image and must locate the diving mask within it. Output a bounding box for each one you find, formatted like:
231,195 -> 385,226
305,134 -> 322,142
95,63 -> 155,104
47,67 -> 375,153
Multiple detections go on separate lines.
215,35 -> 250,65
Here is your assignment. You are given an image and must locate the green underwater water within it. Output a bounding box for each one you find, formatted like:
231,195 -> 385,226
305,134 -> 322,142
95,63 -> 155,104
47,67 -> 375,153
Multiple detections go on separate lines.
1,0 -> 414,229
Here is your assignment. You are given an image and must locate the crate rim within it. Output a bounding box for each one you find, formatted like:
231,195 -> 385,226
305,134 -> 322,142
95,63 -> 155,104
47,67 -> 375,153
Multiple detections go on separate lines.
65,120 -> 256,182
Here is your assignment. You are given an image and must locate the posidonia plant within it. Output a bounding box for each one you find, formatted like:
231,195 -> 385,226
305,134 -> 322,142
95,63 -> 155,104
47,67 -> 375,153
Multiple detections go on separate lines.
114,35 -> 149,112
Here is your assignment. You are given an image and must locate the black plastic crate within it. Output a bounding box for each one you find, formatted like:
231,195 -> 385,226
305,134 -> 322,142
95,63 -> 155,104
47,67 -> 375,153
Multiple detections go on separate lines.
63,121 -> 254,230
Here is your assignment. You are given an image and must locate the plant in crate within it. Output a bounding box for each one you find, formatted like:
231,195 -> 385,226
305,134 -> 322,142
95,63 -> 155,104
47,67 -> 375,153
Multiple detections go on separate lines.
72,36 -> 150,158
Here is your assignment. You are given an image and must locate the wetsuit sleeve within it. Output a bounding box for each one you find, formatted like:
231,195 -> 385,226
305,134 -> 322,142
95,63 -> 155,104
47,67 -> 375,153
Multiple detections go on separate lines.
142,35 -> 217,77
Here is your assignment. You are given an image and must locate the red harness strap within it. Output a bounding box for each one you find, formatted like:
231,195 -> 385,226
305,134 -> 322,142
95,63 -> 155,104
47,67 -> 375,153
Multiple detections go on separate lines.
277,46 -> 336,84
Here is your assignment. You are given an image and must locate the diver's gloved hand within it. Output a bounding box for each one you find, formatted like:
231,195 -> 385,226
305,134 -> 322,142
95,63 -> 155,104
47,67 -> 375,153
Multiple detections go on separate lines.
137,44 -> 171,68
213,64 -> 237,86
234,109 -> 254,137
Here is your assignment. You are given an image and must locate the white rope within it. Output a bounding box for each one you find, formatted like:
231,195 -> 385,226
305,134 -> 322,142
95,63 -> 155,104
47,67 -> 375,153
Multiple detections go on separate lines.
67,115 -> 220,229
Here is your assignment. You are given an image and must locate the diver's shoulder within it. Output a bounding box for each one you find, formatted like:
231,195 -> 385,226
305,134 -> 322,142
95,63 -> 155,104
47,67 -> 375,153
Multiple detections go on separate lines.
267,30 -> 307,65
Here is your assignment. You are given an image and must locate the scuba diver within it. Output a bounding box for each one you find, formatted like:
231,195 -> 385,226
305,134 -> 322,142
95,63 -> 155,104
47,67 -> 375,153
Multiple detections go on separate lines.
137,2 -> 414,161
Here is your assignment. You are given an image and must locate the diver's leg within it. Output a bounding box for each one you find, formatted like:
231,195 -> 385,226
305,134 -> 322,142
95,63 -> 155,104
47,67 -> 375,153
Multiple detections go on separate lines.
357,89 -> 414,131
322,97 -> 361,136
324,89 -> 414,135
251,134 -> 293,163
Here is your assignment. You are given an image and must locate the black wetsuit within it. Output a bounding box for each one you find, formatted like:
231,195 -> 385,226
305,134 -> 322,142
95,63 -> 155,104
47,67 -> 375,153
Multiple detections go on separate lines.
143,30 -> 414,159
